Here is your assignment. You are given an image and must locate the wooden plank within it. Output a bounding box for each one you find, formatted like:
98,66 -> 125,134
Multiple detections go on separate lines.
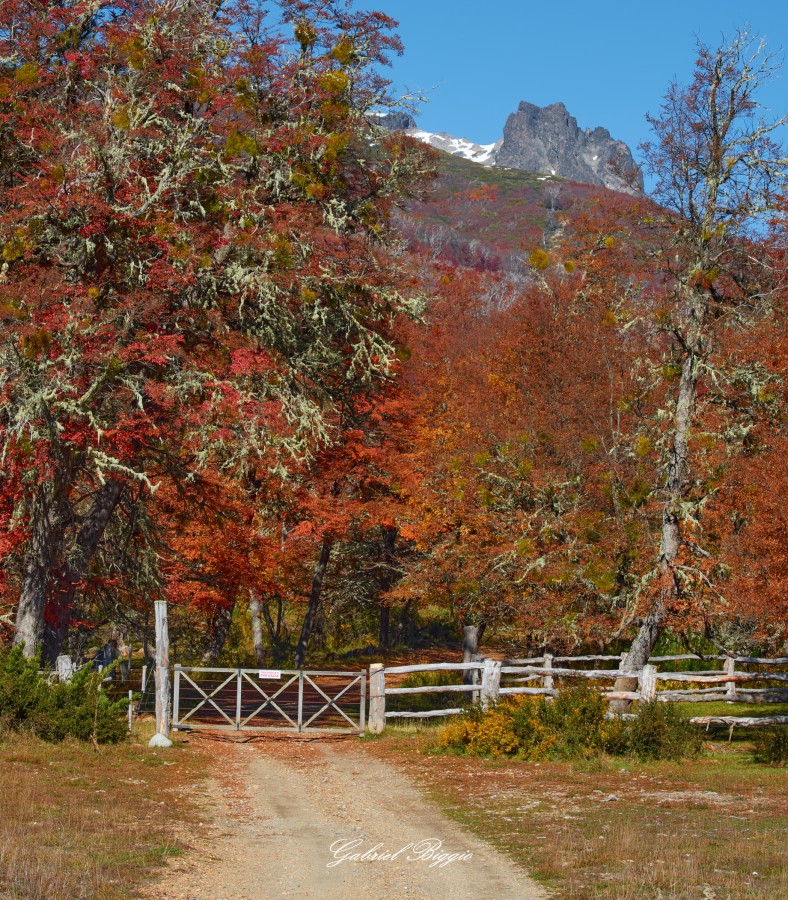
383,662 -> 484,675
735,688 -> 788,697
385,684 -> 477,695
499,687 -> 556,696
655,672 -> 788,684
649,654 -> 717,662
732,657 -> 788,665
601,691 -> 641,701
658,692 -> 730,702
502,666 -> 641,679
385,708 -> 464,719
690,716 -> 788,726
553,655 -> 622,663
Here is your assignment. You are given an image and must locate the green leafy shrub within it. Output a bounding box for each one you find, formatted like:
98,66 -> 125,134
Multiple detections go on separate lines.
0,645 -> 128,744
751,726 -> 788,766
435,687 -> 703,762
511,684 -> 611,760
624,700 -> 703,761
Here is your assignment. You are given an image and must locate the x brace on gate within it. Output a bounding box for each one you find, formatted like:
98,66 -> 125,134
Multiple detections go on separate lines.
171,666 -> 366,734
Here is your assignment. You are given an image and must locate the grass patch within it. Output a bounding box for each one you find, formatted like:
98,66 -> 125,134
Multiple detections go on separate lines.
370,729 -> 788,898
0,722 -> 206,898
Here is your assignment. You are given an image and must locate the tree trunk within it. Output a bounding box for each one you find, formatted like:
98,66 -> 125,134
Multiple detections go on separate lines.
377,525 -> 397,651
201,601 -> 235,665
13,485 -> 63,657
294,539 -> 332,668
249,589 -> 266,667
462,622 -> 485,686
378,605 -> 390,651
396,598 -> 415,642
43,478 -> 124,662
611,320 -> 702,710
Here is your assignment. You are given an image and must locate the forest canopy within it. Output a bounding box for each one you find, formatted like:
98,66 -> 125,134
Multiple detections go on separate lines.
0,5 -> 785,668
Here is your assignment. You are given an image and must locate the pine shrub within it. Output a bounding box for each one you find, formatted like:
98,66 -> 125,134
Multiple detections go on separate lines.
751,726 -> 788,766
0,645 -> 128,744
623,700 -> 703,761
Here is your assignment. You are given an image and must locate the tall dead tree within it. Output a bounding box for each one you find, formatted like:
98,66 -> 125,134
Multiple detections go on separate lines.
613,32 -> 787,705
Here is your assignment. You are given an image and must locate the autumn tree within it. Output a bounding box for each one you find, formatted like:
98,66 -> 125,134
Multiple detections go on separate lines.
0,0 -> 432,658
614,32 -> 787,682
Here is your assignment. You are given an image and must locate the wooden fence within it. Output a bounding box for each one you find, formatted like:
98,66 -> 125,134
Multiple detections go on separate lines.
367,654 -> 788,734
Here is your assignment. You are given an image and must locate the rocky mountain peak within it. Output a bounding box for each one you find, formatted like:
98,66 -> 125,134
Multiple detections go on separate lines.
495,101 -> 642,194
376,101 -> 642,195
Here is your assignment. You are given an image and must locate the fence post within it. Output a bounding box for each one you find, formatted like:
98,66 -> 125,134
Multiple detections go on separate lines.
480,659 -> 502,711
542,653 -> 554,696
471,653 -> 482,705
368,663 -> 386,734
639,663 -> 657,702
148,600 -> 172,749
55,654 -> 74,683
724,656 -> 737,702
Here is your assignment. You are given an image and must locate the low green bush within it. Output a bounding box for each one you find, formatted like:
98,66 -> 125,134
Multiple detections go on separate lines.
624,700 -> 703,761
751,726 -> 788,766
0,645 -> 128,744
436,686 -> 703,762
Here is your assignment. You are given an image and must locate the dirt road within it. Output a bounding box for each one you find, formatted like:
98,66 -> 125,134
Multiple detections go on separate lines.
145,735 -> 546,900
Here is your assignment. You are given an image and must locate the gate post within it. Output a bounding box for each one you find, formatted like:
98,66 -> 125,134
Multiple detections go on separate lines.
172,665 -> 181,730
297,671 -> 304,732
148,600 -> 172,749
359,672 -> 367,735
236,667 -> 242,730
368,663 -> 386,734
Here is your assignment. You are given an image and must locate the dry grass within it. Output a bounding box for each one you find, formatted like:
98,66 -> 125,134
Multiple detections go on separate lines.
368,729 -> 788,899
0,720 -> 206,899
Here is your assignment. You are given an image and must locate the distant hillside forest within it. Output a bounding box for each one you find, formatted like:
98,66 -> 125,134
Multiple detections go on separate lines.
1,1 -> 785,669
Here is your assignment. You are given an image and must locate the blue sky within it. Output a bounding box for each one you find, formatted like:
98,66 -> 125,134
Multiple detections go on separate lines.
360,0 -> 788,163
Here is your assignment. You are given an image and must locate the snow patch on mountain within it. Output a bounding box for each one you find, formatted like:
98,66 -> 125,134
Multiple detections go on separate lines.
408,129 -> 501,167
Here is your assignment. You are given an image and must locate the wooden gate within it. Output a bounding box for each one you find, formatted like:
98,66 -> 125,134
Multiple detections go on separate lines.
172,666 -> 366,734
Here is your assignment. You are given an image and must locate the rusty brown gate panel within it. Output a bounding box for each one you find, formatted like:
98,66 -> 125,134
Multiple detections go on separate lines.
172,666 -> 366,734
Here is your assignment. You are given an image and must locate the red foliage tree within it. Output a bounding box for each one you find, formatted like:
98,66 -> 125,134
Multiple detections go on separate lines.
0,0 -> 433,657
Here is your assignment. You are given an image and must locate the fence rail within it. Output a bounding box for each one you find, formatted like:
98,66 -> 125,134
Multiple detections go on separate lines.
368,653 -> 788,734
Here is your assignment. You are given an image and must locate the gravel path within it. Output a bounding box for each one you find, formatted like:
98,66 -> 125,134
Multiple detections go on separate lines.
145,735 -> 546,900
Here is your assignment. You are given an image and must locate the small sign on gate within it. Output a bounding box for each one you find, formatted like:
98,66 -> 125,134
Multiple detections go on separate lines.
258,669 -> 282,680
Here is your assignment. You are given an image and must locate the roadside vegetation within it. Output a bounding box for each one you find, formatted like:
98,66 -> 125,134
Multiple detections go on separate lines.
0,723 -> 204,899
435,687 -> 704,762
0,646 -> 129,745
370,722 -> 788,898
